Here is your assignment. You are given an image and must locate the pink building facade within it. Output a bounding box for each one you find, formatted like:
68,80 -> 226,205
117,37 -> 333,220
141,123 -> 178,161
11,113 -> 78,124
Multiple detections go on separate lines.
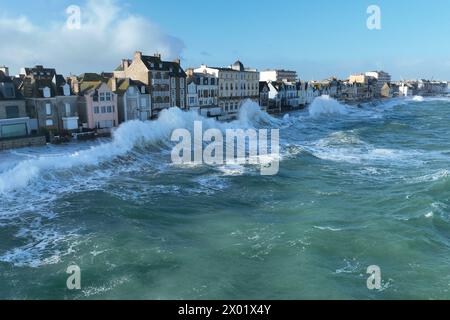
81,82 -> 118,130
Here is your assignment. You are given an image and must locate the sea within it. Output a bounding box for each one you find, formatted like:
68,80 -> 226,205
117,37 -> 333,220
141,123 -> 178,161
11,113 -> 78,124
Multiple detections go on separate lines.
1,95 -> 450,299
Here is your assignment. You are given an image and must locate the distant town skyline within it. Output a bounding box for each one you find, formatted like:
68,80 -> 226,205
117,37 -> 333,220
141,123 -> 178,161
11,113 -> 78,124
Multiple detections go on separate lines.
1,0 -> 450,80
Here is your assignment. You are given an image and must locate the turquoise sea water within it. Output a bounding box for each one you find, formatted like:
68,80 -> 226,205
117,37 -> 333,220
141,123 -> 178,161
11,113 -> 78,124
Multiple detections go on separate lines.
1,97 -> 450,299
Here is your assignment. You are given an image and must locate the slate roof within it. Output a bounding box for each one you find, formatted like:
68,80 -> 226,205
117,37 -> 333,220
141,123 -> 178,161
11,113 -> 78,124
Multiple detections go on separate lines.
112,78 -> 149,95
140,55 -> 187,77
0,71 -> 24,100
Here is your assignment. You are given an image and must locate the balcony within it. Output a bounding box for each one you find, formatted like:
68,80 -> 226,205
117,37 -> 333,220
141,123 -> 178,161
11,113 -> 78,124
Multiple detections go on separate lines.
152,91 -> 171,97
152,79 -> 170,85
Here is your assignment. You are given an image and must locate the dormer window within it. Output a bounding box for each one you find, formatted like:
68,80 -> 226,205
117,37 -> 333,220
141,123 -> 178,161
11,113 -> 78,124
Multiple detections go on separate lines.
43,87 -> 51,98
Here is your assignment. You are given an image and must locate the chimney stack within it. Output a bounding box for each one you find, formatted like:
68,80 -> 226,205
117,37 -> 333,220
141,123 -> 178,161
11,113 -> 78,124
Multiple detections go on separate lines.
174,58 -> 181,65
122,59 -> 130,70
154,53 -> 162,59
68,76 -> 80,94
134,51 -> 143,60
111,77 -> 117,92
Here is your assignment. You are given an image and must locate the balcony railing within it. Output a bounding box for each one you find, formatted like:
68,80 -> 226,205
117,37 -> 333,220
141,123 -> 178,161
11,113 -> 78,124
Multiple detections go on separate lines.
152,79 -> 171,85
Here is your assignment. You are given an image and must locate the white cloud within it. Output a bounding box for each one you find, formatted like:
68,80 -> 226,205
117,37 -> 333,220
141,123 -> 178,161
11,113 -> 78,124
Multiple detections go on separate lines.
0,0 -> 184,75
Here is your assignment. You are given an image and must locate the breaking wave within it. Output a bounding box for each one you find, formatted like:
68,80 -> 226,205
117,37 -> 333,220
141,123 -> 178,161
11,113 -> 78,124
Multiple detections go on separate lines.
309,95 -> 349,117
0,100 -> 276,194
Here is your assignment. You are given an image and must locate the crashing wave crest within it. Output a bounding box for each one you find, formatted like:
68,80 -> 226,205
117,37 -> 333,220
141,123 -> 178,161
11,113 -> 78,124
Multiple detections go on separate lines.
309,95 -> 349,117
0,101 -> 275,193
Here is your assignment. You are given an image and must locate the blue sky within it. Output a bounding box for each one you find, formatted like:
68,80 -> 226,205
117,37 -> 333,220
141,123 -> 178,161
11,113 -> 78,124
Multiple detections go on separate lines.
1,0 -> 450,80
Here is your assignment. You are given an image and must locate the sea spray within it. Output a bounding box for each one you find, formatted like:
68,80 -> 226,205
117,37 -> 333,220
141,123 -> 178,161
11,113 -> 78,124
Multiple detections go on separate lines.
309,95 -> 349,117
0,101 -> 276,193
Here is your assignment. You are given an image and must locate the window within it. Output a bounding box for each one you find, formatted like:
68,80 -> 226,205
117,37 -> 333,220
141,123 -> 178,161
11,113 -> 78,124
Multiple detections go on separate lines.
140,98 -> 147,107
1,123 -> 27,138
189,97 -> 195,105
65,103 -> 71,116
3,85 -> 14,97
107,106 -> 112,113
43,87 -> 51,98
101,106 -> 106,113
63,84 -> 70,96
5,106 -> 19,119
45,103 -> 52,115
100,93 -> 105,101
94,107 -> 100,114
46,119 -> 54,126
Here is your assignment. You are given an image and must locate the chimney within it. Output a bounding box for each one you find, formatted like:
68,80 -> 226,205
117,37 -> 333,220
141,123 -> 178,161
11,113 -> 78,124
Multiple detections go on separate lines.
154,53 -> 162,59
68,76 -> 80,94
134,51 -> 143,60
185,68 -> 194,77
111,77 -> 117,92
174,58 -> 181,65
121,59 -> 130,70
0,66 -> 9,77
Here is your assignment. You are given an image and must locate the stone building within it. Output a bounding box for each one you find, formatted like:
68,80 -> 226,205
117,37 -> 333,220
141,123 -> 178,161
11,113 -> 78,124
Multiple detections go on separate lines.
18,65 -> 79,134
114,52 -> 187,118
0,68 -> 31,139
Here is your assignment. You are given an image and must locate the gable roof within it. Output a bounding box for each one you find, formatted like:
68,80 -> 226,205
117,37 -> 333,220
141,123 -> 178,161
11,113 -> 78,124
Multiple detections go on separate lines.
137,55 -> 187,77
112,78 -> 149,95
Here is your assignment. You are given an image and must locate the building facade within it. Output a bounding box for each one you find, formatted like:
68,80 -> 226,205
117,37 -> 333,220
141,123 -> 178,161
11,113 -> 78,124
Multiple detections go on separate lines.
19,65 -> 79,135
259,81 -> 270,111
0,68 -> 31,139
114,52 -> 187,118
365,71 -> 391,98
194,61 -> 260,120
186,71 -> 221,118
110,78 -> 151,123
348,74 -> 377,100
75,73 -> 119,131
260,69 -> 298,82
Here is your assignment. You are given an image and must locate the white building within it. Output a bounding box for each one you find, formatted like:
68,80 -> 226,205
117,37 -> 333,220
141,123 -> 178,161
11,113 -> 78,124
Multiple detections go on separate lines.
260,69 -> 298,83
399,83 -> 414,97
186,72 -> 221,118
365,71 -> 391,97
194,61 -> 260,120
267,81 -> 299,112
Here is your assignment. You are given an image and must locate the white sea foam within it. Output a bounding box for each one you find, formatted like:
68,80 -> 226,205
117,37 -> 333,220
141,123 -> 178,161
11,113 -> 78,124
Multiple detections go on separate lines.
309,95 -> 349,117
0,101 -> 275,193
407,169 -> 450,184
413,96 -> 424,102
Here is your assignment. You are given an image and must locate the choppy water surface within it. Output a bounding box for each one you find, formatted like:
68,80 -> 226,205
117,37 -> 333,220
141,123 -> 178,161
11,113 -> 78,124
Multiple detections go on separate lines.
1,97 -> 449,299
